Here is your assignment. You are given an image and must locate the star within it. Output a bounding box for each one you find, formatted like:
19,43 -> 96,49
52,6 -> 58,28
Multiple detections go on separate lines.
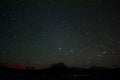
102,51 -> 106,55
70,49 -> 74,54
11,17 -> 16,22
118,40 -> 120,44
21,3 -> 25,6
119,47 -> 120,49
58,47 -> 62,50
97,54 -> 104,58
111,51 -> 115,54
100,44 -> 104,47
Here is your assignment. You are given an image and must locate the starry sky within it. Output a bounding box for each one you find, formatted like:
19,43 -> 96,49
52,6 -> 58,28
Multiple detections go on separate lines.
0,0 -> 120,68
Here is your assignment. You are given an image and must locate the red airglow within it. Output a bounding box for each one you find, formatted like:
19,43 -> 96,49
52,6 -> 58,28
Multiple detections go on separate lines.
0,62 -> 47,70
4,63 -> 25,69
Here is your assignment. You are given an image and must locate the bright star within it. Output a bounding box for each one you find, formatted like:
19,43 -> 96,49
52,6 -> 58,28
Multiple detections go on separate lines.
58,48 -> 62,50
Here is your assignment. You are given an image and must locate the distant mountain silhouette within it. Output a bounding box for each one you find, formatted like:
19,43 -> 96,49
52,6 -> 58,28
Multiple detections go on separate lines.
0,62 -> 120,80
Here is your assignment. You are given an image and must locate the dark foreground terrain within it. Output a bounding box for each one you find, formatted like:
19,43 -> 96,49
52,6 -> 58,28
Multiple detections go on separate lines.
0,65 -> 120,80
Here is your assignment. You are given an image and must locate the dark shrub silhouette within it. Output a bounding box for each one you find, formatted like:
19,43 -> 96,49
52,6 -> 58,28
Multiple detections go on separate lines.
47,63 -> 68,75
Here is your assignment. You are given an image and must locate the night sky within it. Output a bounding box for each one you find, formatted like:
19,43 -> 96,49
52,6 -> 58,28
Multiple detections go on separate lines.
0,1 -> 120,68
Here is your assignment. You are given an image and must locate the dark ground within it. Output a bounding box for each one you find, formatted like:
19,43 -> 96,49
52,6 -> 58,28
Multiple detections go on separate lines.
0,66 -> 120,80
